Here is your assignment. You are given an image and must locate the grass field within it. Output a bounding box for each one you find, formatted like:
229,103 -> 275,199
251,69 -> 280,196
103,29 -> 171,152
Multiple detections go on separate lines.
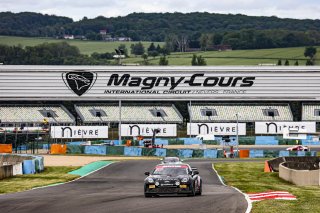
214,162 -> 320,213
0,36 -> 163,55
0,36 -> 319,65
0,166 -> 79,194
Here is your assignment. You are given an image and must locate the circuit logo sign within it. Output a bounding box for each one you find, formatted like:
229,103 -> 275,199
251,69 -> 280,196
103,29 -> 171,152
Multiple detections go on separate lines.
107,73 -> 255,90
63,71 -> 97,96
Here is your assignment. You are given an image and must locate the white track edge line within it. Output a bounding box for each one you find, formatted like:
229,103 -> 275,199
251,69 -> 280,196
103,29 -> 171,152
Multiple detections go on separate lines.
212,164 -> 252,213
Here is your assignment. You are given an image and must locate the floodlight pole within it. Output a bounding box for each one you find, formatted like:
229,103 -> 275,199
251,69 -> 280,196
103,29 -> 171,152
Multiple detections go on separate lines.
236,113 -> 239,158
189,101 -> 192,138
119,100 -> 122,145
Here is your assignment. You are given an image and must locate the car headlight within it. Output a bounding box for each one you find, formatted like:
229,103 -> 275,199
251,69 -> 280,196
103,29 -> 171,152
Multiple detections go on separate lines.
181,177 -> 189,182
175,181 -> 180,186
147,178 -> 154,183
155,181 -> 160,186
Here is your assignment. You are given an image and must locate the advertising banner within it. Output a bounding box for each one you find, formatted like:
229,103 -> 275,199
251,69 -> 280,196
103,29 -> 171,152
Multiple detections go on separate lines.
121,124 -> 177,137
255,122 -> 316,134
50,126 -> 108,139
187,123 -> 246,135
1,66 -> 320,100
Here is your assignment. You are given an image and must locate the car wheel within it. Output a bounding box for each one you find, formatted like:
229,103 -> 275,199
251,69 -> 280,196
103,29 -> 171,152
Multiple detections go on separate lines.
144,193 -> 152,198
196,180 -> 202,196
188,183 -> 196,197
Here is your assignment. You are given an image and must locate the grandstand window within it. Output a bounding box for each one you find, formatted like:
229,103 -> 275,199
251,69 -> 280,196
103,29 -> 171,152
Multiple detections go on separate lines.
39,110 -> 57,118
201,109 -> 217,117
89,109 -> 107,117
314,109 -> 320,116
262,109 -> 279,117
150,109 -> 167,117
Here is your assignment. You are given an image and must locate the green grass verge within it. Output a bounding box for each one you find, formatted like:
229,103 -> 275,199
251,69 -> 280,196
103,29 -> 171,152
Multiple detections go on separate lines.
0,36 -> 163,55
0,166 -> 80,194
214,162 -> 320,213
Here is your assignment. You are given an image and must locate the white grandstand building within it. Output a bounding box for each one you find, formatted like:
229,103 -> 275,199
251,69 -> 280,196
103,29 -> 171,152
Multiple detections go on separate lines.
75,104 -> 183,124
188,104 -> 293,122
0,105 -> 75,126
302,104 -> 320,121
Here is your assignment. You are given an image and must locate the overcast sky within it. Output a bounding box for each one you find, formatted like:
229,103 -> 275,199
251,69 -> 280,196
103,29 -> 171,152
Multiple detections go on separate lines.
1,0 -> 320,21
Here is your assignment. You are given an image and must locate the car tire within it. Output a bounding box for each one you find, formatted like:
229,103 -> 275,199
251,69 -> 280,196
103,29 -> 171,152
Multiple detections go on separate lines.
188,183 -> 196,197
196,180 -> 202,196
144,193 -> 152,198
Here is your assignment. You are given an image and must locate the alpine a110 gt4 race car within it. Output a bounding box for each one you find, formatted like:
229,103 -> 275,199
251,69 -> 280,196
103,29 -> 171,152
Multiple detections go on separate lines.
144,164 -> 202,197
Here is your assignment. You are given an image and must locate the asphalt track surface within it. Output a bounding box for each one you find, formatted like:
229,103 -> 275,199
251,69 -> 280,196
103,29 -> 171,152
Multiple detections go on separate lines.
0,160 -> 248,213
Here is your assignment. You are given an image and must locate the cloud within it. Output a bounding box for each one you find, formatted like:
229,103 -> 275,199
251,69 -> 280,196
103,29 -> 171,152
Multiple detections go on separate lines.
1,0 -> 319,21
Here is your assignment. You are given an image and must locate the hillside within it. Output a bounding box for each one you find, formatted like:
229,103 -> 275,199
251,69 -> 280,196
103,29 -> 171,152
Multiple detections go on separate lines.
1,12 -> 320,50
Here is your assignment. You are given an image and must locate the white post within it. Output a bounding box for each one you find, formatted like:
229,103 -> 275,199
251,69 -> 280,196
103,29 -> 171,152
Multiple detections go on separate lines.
189,100 -> 192,138
119,100 -> 122,144
236,113 -> 239,158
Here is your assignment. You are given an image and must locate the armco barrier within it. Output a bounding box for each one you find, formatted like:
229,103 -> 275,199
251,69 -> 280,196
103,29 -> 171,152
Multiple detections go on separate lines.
155,148 -> 166,157
0,144 -> 12,153
0,165 -> 13,179
50,144 -> 67,154
67,145 -> 85,154
182,138 -> 202,145
203,149 -> 217,158
142,148 -> 157,156
192,149 -> 204,158
239,150 -> 249,158
178,149 -> 193,158
154,139 -> 169,146
124,147 -> 142,156
166,149 -> 179,157
23,159 -> 36,174
84,146 -> 107,155
249,150 -> 264,158
107,146 -> 125,155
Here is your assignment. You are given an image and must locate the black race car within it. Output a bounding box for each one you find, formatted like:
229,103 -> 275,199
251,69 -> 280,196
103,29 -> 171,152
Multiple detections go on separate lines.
144,164 -> 202,197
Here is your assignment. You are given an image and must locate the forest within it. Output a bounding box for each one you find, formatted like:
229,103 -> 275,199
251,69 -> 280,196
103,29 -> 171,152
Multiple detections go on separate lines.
1,12 -> 320,50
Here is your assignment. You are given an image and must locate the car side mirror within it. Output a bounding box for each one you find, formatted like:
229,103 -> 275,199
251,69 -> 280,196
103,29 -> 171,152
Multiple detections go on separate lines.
188,171 -> 193,175
193,171 -> 199,175
144,172 -> 150,176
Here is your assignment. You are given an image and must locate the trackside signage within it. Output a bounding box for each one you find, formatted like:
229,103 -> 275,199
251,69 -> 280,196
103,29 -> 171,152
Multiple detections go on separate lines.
50,126 -> 108,139
2,66 -> 320,100
121,124 -> 177,137
187,123 -> 246,136
255,122 -> 316,134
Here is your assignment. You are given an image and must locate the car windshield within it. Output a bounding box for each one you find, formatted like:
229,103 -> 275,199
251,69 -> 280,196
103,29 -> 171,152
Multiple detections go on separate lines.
163,158 -> 179,163
152,166 -> 188,176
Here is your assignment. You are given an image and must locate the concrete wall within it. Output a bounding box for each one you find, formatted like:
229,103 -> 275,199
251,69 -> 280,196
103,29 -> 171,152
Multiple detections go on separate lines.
279,163 -> 320,186
0,165 -> 13,180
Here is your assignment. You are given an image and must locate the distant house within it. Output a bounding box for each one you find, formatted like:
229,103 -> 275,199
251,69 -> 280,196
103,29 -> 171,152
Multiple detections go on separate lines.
118,37 -> 132,42
99,30 -> 107,35
211,45 -> 232,51
63,35 -> 74,40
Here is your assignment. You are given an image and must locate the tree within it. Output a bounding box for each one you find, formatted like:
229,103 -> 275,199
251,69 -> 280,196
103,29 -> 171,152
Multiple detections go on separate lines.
141,53 -> 148,65
147,43 -> 156,52
277,59 -> 282,66
159,56 -> 168,65
294,60 -> 299,66
191,54 -> 206,66
306,59 -> 314,65
304,46 -> 317,65
118,44 -> 128,57
130,42 -> 145,55
200,33 -> 212,51
284,59 -> 289,66
191,54 -> 197,65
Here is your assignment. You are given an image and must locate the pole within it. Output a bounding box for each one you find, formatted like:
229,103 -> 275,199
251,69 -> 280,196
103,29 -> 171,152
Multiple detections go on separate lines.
236,113 -> 239,158
189,100 -> 192,138
119,100 -> 122,145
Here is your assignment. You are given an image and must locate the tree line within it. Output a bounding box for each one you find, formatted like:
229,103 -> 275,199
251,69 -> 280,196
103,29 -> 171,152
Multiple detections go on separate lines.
1,12 -> 320,50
